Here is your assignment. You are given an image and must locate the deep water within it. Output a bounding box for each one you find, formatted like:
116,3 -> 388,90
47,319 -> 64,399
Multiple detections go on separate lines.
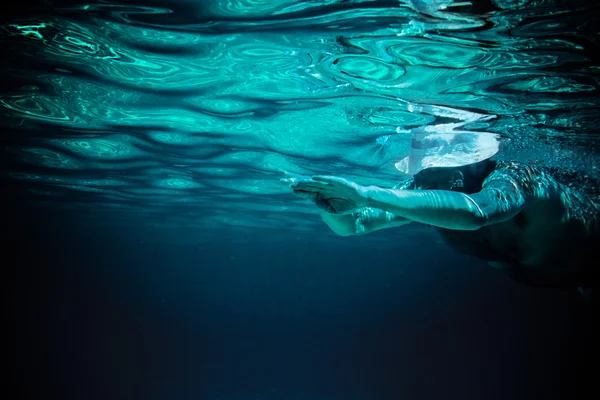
8,209 -> 598,400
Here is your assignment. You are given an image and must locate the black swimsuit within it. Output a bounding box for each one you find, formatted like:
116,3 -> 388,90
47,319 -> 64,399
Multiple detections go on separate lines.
403,161 -> 600,287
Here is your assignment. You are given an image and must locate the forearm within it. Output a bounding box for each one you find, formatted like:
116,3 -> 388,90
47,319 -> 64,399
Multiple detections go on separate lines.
319,207 -> 411,236
354,207 -> 411,234
319,211 -> 356,236
365,187 -> 487,230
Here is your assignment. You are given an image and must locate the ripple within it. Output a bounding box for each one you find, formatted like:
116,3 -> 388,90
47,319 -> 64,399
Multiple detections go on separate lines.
501,76 -> 596,93
2,75 -> 150,128
214,178 -> 288,195
0,94 -> 73,122
114,108 -> 225,134
71,3 -> 174,22
50,137 -> 136,159
16,147 -> 80,169
147,132 -> 196,145
388,42 -> 482,68
9,172 -> 44,180
330,55 -> 405,82
222,74 -> 323,99
386,39 -> 584,70
479,52 -> 566,69
124,188 -> 189,196
69,179 -> 127,187
3,0 -> 599,230
185,97 -> 260,115
232,44 -> 292,59
88,52 -> 223,92
205,0 -> 297,17
366,109 -> 436,127
62,184 -> 102,193
144,168 -> 207,190
5,22 -> 49,40
155,177 -> 202,190
104,20 -> 220,51
190,166 -> 240,178
491,0 -> 532,9
8,172 -> 67,183
511,15 -> 589,38
35,20 -> 117,59
23,19 -> 226,93
226,41 -> 309,73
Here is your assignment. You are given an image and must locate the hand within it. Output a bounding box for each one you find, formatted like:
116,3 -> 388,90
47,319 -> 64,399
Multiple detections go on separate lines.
353,208 -> 371,234
281,172 -> 371,214
352,207 -> 392,234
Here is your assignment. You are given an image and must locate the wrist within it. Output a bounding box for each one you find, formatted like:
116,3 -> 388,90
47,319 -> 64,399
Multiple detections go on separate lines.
363,186 -> 375,207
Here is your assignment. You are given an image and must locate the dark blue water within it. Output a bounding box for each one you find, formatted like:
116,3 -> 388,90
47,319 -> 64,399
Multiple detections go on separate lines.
10,213 -> 594,400
4,0 -> 599,399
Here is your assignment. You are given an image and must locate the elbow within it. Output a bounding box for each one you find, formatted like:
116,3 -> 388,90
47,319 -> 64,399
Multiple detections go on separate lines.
440,210 -> 488,231
464,215 -> 487,230
462,193 -> 489,230
460,209 -> 490,230
328,225 -> 356,237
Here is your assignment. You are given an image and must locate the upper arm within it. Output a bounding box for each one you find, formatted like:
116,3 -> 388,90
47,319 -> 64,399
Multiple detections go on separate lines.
318,210 -> 356,236
470,169 -> 527,226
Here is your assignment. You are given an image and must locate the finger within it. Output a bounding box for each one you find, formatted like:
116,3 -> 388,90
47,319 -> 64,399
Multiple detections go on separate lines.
311,175 -> 348,186
314,198 -> 335,214
291,184 -> 323,194
280,178 -> 296,185
292,189 -> 318,201
291,180 -> 330,192
279,169 -> 310,181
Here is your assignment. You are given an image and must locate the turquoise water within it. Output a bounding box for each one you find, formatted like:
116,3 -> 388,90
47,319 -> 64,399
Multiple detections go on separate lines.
5,2 -> 600,399
2,0 -> 599,240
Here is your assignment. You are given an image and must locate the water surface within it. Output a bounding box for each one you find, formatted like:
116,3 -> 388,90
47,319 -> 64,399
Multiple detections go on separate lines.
2,0 -> 599,242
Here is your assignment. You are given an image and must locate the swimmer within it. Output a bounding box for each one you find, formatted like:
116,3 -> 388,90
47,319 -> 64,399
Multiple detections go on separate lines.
281,158 -> 599,290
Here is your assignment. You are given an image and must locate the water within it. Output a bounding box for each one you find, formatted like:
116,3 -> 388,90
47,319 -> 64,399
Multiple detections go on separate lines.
2,0 -> 599,241
3,1 -> 599,399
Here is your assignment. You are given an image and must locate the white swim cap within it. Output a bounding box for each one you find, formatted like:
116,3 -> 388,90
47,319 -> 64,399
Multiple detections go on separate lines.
394,124 -> 500,175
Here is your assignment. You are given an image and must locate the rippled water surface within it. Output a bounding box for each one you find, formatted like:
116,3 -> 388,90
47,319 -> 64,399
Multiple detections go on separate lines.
2,0 -> 599,239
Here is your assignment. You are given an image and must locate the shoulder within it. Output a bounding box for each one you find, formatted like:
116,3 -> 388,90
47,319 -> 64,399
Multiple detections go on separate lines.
477,162 -> 529,206
482,161 -> 559,198
484,162 -> 599,227
484,161 -> 536,185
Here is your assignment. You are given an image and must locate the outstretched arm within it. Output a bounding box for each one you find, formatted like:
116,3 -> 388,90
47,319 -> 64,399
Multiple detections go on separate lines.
366,184 -> 524,230
319,208 -> 411,236
280,170 -> 410,235
367,170 -> 527,230
288,172 -> 526,231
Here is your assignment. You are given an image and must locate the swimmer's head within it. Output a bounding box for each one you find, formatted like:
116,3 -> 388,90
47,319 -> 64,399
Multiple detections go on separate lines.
414,159 -> 496,192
